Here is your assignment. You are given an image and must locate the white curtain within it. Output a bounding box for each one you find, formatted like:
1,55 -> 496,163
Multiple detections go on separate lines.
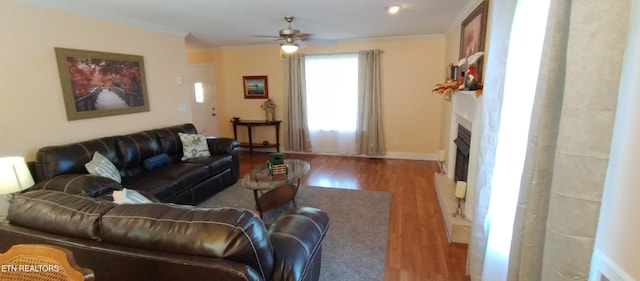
467,0 -> 519,278
284,54 -> 312,152
304,53 -> 358,155
469,0 -> 631,280
356,50 -> 386,156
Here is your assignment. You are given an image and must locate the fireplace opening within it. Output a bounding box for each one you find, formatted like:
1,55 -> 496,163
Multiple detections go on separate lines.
454,124 -> 471,183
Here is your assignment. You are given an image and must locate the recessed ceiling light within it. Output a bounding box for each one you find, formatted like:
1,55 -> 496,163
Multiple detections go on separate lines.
387,5 -> 401,14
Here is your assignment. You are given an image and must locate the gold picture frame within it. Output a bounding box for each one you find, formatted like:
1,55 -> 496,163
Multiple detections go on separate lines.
242,76 -> 269,99
55,47 -> 150,121
459,1 -> 489,80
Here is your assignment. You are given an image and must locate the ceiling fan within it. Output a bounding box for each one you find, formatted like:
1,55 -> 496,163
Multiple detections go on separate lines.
257,16 -> 334,54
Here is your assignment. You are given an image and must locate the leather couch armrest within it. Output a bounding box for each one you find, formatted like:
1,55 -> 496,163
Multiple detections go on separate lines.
268,207 -> 330,281
207,137 -> 241,180
206,137 -> 240,155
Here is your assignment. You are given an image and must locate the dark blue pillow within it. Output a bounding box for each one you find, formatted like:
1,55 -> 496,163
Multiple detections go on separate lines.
144,153 -> 171,171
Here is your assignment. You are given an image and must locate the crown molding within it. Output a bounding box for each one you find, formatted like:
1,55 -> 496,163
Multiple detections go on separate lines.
17,0 -> 188,37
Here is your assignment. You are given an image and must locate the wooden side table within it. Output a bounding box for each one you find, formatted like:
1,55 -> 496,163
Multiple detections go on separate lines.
231,120 -> 281,153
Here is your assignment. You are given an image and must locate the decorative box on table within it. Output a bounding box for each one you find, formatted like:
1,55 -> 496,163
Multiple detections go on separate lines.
267,153 -> 287,176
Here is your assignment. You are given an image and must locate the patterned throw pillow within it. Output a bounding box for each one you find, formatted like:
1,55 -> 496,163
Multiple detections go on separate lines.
179,133 -> 211,160
85,151 -> 121,183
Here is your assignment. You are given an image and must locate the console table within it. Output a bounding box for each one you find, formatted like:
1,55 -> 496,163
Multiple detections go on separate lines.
231,120 -> 281,153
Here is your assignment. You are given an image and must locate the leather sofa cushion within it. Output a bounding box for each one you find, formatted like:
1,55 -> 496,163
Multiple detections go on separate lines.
143,162 -> 210,193
153,124 -> 197,159
8,190 -> 116,240
120,176 -> 176,200
27,174 -> 123,197
116,131 -> 163,171
36,137 -> 120,181
185,154 -> 233,176
101,204 -> 275,280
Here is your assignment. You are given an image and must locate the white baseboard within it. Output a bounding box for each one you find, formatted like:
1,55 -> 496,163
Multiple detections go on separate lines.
590,249 -> 636,281
278,150 -> 436,161
239,147 -> 439,161
384,152 -> 434,161
237,147 -> 281,153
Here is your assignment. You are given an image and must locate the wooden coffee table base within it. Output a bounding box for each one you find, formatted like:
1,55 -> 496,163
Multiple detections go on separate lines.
242,160 -> 310,218
253,182 -> 300,218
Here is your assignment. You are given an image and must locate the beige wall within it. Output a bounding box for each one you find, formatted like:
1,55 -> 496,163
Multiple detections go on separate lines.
2,1 -> 450,160
188,37 -> 447,158
0,1 -> 192,160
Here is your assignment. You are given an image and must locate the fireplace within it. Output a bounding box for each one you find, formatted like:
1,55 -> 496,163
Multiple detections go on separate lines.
453,125 -> 471,183
435,91 -> 480,243
443,91 -> 481,220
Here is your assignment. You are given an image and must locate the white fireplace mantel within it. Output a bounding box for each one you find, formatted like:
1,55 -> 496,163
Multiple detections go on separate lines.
446,91 -> 482,220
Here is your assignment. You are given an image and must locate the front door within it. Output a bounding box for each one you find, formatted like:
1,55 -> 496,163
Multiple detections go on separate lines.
187,64 -> 220,136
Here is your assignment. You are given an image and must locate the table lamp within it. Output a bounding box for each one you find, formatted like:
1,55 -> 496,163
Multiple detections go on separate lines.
0,157 -> 35,220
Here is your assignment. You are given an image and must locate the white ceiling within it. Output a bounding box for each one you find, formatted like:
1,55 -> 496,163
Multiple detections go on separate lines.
20,0 -> 479,49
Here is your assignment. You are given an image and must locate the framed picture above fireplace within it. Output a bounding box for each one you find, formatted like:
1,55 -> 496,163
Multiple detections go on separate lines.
459,0 -> 489,80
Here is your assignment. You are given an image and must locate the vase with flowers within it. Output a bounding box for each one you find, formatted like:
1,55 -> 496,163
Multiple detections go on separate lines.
260,99 -> 276,121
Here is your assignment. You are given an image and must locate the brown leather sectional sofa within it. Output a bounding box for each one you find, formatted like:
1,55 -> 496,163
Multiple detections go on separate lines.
32,123 -> 239,205
0,123 -> 331,281
0,190 -> 330,281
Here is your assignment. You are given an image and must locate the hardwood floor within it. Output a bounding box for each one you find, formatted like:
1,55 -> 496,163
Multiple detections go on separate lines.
238,151 -> 470,281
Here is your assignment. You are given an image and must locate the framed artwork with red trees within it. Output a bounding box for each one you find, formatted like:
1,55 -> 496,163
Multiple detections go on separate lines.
54,47 -> 150,120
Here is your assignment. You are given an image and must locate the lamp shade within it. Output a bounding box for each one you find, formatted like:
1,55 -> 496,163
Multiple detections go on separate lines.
438,150 -> 447,162
280,43 -> 299,54
455,181 -> 467,199
0,157 -> 34,195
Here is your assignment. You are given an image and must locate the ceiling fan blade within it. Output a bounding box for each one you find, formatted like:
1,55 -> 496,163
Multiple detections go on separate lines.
296,33 -> 311,40
253,35 -> 282,38
304,37 -> 337,45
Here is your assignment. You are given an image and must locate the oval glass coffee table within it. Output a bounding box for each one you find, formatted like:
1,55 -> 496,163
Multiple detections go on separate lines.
241,159 -> 310,218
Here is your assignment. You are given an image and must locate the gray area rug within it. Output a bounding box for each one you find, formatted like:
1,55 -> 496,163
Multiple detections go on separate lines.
199,182 -> 391,281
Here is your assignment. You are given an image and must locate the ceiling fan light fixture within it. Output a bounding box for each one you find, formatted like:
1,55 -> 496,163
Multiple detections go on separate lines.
281,42 -> 299,54
387,5 -> 401,14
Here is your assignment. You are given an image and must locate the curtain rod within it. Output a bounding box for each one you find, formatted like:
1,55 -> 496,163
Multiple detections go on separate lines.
299,50 -> 383,57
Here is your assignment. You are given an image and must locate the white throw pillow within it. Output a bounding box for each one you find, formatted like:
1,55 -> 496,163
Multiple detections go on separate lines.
179,132 -> 211,160
112,188 -> 152,204
85,151 -> 121,183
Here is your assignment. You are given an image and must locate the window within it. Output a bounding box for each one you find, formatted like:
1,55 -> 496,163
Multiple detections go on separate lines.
193,82 -> 204,103
304,53 -> 358,132
304,53 -> 359,154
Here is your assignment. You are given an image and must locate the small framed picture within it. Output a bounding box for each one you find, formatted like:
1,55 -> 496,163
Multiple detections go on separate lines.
242,76 -> 269,99
447,64 -> 459,80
